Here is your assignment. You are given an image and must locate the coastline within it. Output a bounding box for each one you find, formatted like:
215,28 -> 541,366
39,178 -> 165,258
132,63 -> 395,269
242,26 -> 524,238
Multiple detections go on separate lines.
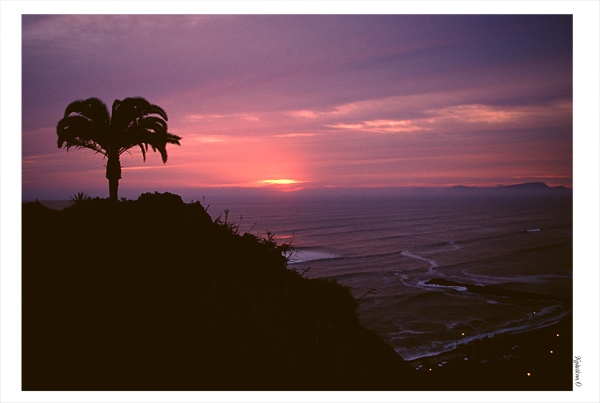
406,312 -> 572,367
406,312 -> 573,390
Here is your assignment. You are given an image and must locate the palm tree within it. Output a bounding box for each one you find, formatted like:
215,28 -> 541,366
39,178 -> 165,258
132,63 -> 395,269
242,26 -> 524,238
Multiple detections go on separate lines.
57,97 -> 181,201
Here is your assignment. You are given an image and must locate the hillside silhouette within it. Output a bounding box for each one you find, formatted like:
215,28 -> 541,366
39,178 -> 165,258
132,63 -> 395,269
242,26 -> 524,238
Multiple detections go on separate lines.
22,192 -> 419,391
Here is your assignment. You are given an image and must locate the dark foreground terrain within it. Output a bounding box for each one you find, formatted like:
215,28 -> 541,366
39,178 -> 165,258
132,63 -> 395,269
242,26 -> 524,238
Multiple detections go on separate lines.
22,193 -> 572,391
22,193 -> 417,391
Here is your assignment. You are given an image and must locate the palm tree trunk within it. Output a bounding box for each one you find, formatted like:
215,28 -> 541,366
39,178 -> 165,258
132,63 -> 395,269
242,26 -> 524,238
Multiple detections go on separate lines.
109,177 -> 119,201
106,154 -> 122,201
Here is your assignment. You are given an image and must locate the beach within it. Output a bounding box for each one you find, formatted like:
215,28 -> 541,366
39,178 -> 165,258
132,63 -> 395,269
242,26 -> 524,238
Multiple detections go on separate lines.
407,313 -> 573,390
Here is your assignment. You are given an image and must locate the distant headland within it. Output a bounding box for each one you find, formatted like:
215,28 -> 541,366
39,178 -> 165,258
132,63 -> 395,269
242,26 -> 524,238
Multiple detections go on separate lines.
408,182 -> 571,198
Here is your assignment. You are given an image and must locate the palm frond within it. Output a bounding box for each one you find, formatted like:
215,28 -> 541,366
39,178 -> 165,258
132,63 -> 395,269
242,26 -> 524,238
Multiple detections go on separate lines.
57,115 -> 107,154
64,98 -> 110,127
166,132 -> 182,145
60,138 -> 106,154
58,98 -> 110,153
124,97 -> 168,121
114,102 -> 181,161
139,116 -> 168,132
138,143 -> 147,161
143,104 -> 168,121
59,97 -> 180,167
111,97 -> 168,136
118,131 -> 165,162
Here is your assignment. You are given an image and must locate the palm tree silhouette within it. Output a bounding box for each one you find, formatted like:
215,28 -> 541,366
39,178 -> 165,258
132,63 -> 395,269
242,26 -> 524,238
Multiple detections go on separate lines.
57,97 -> 181,201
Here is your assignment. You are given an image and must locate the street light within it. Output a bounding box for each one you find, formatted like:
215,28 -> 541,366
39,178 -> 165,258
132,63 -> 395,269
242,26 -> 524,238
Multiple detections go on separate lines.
456,332 -> 465,349
455,332 -> 465,360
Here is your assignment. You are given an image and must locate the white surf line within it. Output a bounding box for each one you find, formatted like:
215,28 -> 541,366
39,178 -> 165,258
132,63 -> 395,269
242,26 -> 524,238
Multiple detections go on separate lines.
460,269 -> 572,285
419,241 -> 461,255
401,250 -> 439,270
396,242 -> 459,276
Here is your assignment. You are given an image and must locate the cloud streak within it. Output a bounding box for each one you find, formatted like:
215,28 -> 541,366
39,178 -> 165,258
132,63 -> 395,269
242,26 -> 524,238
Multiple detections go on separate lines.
20,14 -> 573,199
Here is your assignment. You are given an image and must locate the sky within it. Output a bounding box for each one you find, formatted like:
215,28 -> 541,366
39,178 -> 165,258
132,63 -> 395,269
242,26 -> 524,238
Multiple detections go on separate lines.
18,12 -> 576,200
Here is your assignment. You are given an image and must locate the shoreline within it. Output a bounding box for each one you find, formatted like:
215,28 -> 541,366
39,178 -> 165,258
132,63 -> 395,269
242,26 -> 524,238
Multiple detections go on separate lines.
405,313 -> 573,390
406,312 -> 572,367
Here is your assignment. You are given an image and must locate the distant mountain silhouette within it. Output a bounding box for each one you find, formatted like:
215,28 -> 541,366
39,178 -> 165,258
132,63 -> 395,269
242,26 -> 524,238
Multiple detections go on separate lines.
495,182 -> 550,190
444,182 -> 571,197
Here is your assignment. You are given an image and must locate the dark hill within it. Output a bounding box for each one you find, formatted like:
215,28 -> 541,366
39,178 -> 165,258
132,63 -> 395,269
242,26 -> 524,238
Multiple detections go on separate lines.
22,193 -> 418,391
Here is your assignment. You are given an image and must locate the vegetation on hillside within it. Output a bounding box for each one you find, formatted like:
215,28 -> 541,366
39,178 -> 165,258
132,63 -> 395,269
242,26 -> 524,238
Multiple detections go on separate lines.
22,192 -> 417,391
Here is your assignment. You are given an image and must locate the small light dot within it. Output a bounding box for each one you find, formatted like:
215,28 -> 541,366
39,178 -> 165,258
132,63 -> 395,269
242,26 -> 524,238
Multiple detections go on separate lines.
550,350 -> 553,354
527,372 -> 531,377
429,368 -> 432,371
556,334 -> 560,337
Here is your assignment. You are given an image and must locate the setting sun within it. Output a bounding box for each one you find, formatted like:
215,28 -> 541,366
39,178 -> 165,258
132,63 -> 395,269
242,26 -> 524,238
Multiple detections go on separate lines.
259,179 -> 303,185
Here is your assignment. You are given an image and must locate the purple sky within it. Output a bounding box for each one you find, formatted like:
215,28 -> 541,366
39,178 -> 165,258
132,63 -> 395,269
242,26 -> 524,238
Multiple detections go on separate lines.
19,14 -> 574,200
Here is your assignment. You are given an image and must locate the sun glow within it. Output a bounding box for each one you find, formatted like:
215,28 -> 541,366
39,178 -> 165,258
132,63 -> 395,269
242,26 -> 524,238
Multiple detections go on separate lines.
259,179 -> 303,185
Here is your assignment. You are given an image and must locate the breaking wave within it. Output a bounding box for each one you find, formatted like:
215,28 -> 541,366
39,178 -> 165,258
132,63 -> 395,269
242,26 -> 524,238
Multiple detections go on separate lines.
285,248 -> 343,264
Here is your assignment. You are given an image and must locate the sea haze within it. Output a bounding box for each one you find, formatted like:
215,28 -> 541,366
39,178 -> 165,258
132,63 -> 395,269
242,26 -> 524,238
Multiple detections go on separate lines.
204,191 -> 572,361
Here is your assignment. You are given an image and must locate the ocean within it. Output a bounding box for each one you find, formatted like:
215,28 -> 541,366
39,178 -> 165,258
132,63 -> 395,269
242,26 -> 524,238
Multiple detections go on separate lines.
203,193 -> 573,362
34,193 -> 573,362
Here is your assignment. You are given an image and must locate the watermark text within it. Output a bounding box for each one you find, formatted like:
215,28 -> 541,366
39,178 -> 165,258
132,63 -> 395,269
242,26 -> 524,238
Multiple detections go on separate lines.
573,355 -> 581,387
